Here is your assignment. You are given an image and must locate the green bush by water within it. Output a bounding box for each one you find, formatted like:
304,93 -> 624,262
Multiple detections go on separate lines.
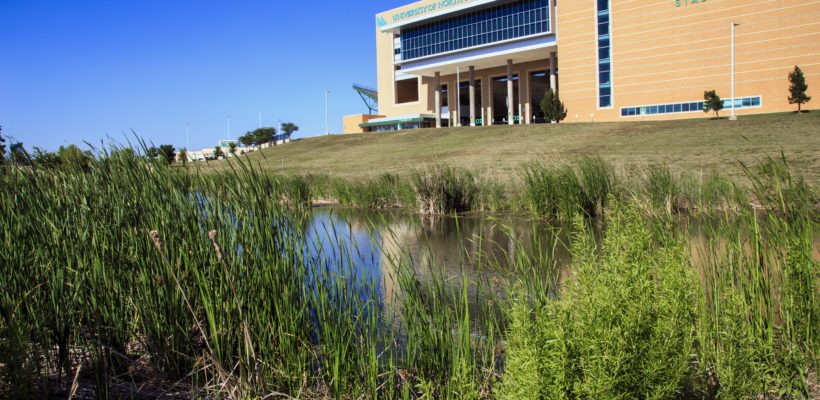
0,148 -> 816,398
498,206 -> 698,399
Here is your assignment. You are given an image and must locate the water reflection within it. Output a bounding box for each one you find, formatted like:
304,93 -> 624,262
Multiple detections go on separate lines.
302,207 -> 575,332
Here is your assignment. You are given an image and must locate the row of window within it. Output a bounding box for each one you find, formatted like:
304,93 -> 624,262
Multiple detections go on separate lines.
620,97 -> 763,117
400,0 -> 550,61
596,0 -> 612,108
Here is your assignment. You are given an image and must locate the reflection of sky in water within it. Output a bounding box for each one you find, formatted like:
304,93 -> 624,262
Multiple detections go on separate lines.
300,207 -> 575,336
303,208 -> 385,305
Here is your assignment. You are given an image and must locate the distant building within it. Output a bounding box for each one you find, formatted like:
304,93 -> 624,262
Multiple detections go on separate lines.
343,0 -> 819,133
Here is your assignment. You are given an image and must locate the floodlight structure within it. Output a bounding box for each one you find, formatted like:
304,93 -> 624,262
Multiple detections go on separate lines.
353,84 -> 379,115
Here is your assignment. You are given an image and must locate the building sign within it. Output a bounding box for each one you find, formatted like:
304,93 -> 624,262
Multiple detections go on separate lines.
676,0 -> 708,7
390,0 -> 477,23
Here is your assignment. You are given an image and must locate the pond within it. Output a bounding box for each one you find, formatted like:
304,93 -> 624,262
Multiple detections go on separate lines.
301,207 -> 820,336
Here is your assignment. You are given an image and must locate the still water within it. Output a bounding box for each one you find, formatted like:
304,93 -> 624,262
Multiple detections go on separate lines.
301,207 -> 576,332
299,207 -> 820,336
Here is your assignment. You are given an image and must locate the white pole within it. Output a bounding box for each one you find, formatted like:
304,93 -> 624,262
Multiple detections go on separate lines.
730,22 -> 739,121
186,123 -> 189,150
325,91 -> 330,135
259,112 -> 262,129
227,114 -> 231,137
456,67 -> 461,127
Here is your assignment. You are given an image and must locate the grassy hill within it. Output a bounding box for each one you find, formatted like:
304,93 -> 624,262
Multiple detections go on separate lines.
201,112 -> 820,184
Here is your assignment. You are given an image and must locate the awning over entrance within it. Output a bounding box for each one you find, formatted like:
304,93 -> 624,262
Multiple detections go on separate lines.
398,35 -> 557,77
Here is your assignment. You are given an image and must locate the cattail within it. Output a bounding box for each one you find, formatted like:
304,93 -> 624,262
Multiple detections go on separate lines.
149,230 -> 162,252
209,230 -> 223,261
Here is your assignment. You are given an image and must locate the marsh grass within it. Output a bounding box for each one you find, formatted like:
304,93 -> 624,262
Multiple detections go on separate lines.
411,164 -> 480,215
0,147 -> 816,399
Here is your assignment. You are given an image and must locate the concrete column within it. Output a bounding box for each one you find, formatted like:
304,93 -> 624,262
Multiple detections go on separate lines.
469,66 -> 476,127
519,71 -> 527,124
507,59 -> 514,125
434,72 -> 442,128
550,52 -> 558,94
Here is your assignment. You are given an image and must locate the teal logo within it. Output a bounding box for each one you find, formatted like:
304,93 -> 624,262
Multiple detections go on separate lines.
376,16 -> 388,27
676,0 -> 707,7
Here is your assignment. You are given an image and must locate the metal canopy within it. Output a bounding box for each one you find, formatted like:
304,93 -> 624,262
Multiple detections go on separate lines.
353,84 -> 379,115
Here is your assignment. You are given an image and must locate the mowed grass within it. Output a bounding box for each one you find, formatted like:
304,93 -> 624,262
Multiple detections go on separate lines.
201,112 -> 820,184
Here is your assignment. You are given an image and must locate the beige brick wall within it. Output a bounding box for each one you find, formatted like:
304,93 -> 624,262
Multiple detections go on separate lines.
374,0 -> 820,123
558,0 -> 820,121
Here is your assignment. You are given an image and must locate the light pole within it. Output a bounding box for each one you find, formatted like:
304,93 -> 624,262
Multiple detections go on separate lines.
325,90 -> 331,135
730,22 -> 740,121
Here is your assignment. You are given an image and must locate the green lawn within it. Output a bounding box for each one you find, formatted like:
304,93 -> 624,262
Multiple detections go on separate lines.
201,112 -> 820,184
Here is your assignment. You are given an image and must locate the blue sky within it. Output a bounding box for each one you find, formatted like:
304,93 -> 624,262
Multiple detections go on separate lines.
0,0 -> 408,151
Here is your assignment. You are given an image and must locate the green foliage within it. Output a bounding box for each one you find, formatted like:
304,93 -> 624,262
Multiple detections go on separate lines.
32,147 -> 61,169
9,142 -> 30,165
500,206 -> 698,399
213,145 -> 224,159
410,164 -> 478,214
703,90 -> 724,118
238,133 -> 255,147
577,156 -> 616,217
494,293 -> 540,400
522,162 -> 581,220
540,89 -> 568,123
158,144 -> 176,164
280,122 -> 299,136
0,125 -> 6,165
242,127 -> 277,147
178,147 -> 188,164
645,164 -> 680,214
788,65 -> 811,112
146,146 -> 160,159
227,141 -> 237,155
58,145 -> 94,172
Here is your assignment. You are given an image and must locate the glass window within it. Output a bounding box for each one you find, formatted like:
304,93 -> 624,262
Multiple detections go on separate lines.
399,0 -> 551,61
596,0 -> 612,108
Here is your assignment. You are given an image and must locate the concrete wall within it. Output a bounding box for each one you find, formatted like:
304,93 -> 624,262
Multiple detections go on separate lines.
343,114 -> 386,134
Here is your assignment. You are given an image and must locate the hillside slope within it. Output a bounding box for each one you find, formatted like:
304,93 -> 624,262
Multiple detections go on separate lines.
201,112 -> 820,183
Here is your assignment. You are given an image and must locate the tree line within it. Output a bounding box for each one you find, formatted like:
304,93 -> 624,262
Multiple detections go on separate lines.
0,121 -> 301,168
238,122 -> 299,148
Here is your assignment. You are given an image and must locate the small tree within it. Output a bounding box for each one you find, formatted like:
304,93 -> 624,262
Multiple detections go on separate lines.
58,145 -> 93,172
540,89 -> 568,123
228,142 -> 238,156
213,146 -> 224,159
249,127 -> 277,147
146,146 -> 160,159
159,144 -> 176,164
703,90 -> 724,119
239,133 -> 255,148
178,148 -> 189,165
788,65 -> 811,113
280,122 -> 299,138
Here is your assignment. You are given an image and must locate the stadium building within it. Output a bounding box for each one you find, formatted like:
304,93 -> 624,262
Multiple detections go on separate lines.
343,0 -> 819,133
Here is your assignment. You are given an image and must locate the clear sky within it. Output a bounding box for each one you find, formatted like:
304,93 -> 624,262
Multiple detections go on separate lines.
0,0 -> 409,151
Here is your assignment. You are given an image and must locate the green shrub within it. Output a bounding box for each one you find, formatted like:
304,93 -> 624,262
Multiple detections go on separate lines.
499,205 -> 698,399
